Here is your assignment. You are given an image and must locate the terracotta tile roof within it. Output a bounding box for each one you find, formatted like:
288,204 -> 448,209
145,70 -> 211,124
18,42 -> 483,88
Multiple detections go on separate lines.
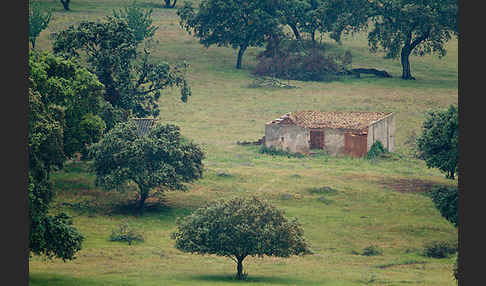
268,111 -> 392,130
131,118 -> 156,137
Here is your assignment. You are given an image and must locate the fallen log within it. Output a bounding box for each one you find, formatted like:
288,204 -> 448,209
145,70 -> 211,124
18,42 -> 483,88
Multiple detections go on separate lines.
351,68 -> 392,78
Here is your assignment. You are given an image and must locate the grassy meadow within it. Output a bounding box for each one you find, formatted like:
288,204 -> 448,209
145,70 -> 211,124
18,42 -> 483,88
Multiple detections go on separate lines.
30,0 -> 458,285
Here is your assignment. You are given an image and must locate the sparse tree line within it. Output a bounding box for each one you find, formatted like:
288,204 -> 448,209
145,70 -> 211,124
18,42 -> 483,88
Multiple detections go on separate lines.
28,0 -> 199,262
29,0 -> 458,281
178,0 -> 457,80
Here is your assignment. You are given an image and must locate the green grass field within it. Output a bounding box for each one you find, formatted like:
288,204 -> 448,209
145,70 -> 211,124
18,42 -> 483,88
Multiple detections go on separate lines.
30,1 -> 458,285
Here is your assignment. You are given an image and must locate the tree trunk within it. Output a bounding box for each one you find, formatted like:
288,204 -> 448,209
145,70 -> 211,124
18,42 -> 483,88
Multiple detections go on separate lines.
236,256 -> 245,280
400,46 -> 414,80
60,0 -> 70,11
165,0 -> 177,8
138,188 -> 149,213
289,23 -> 301,41
448,170 -> 455,180
30,39 -> 36,49
236,45 -> 247,69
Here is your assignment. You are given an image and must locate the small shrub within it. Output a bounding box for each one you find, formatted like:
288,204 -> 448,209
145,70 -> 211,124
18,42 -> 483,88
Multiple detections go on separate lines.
422,240 -> 457,258
366,141 -> 387,160
109,222 -> 144,245
112,1 -> 158,43
362,245 -> 383,256
317,196 -> 333,205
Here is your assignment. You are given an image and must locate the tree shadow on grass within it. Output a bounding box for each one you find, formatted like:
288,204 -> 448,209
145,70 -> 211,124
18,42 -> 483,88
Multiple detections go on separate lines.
109,198 -> 170,215
185,274 -> 321,285
29,273 -> 129,286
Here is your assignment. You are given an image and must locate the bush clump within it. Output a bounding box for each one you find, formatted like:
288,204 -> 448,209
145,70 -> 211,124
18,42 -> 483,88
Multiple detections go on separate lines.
259,146 -> 305,158
361,245 -> 383,256
253,38 -> 351,82
428,186 -> 458,227
422,240 -> 457,258
366,141 -> 387,160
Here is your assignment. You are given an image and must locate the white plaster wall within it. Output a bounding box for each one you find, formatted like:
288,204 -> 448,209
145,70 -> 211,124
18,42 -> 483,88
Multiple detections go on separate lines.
367,114 -> 395,152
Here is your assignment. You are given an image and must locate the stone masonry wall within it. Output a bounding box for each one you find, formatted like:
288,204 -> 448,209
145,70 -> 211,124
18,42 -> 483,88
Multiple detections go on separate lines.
265,124 -> 310,154
321,128 -> 345,156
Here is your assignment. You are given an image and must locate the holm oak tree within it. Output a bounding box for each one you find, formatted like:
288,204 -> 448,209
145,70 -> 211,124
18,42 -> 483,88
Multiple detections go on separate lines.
177,0 -> 281,69
368,0 -> 458,80
89,121 -> 204,213
172,196 -> 311,280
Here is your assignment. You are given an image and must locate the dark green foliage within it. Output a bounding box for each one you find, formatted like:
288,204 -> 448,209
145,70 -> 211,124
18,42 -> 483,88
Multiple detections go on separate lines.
29,210 -> 84,261
368,0 -> 458,79
29,87 -> 84,261
109,222 -> 144,245
423,240 -> 457,258
366,140 -> 387,160
112,1 -> 158,44
255,38 -> 350,82
276,0 -> 309,41
177,0 -> 281,69
276,0 -> 371,43
361,245 -> 383,256
29,51 -> 106,159
89,121 -> 205,213
53,15 -> 191,120
28,52 -> 103,260
172,196 -> 311,280
29,1 -> 51,49
416,105 -> 458,179
78,114 -> 107,158
428,186 -> 458,227
259,145 -> 305,158
453,254 -> 460,282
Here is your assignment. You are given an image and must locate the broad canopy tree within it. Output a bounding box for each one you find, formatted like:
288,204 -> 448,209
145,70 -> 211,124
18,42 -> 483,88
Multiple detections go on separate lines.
368,0 -> 458,80
177,0 -> 281,69
172,196 -> 311,280
28,51 -> 101,260
89,121 -> 204,212
416,105 -> 458,180
53,15 -> 191,122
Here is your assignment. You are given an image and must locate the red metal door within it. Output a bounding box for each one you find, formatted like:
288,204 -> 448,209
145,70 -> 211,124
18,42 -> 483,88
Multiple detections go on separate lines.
344,133 -> 368,157
310,130 -> 324,149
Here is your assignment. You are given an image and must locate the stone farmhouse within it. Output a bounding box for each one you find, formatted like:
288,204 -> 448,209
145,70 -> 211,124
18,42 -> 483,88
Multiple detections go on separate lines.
264,110 -> 395,157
